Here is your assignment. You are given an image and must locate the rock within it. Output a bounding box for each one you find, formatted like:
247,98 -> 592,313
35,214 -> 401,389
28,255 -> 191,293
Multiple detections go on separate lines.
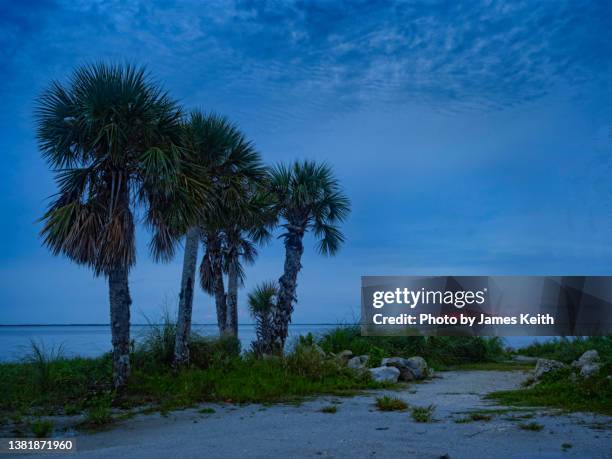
369,366 -> 400,383
381,356 -> 429,381
347,355 -> 369,370
572,350 -> 600,368
580,363 -> 601,378
569,350 -> 601,378
381,358 -> 415,381
512,355 -> 539,363
405,356 -> 428,379
534,358 -> 566,380
337,350 -> 353,361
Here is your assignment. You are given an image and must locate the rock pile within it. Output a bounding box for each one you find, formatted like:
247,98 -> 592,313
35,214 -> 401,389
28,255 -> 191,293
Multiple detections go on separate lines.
528,349 -> 602,385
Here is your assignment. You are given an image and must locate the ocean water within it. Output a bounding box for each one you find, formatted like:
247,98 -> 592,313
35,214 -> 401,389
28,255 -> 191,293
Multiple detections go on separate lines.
0,325 -> 549,362
0,324 -> 340,362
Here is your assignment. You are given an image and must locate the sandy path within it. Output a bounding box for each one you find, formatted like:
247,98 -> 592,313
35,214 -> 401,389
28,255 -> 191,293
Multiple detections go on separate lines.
7,371 -> 611,459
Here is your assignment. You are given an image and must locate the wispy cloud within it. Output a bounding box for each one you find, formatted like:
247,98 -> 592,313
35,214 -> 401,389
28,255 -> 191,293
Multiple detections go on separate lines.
3,0 -> 611,114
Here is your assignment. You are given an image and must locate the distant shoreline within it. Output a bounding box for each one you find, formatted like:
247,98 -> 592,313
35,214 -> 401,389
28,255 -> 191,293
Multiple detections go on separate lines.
0,323 -> 344,327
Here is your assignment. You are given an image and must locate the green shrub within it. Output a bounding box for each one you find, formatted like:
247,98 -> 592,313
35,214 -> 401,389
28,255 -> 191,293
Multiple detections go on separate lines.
132,313 -> 240,372
317,326 -> 506,368
411,404 -> 435,422
519,422 -> 544,431
85,401 -> 112,427
30,419 -> 53,438
24,341 -> 64,392
516,337 -> 611,365
319,405 -> 337,413
489,367 -> 612,415
375,396 -> 408,411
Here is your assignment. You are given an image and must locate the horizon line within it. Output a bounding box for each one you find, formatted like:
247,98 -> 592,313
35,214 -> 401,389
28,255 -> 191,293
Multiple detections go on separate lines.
0,323 -> 351,327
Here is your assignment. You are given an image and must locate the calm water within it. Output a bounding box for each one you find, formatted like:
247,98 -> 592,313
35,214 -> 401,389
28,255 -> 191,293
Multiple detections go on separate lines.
0,324 -> 340,361
0,325 -> 546,362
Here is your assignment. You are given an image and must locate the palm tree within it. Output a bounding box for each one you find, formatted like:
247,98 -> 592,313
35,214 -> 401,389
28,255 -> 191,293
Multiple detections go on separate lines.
268,160 -> 350,351
247,281 -> 277,354
35,63 -> 206,388
199,187 -> 276,337
173,111 -> 268,365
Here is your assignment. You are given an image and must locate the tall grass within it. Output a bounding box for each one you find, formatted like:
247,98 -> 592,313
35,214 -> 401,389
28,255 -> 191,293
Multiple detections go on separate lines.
24,341 -> 65,392
132,315 -> 240,371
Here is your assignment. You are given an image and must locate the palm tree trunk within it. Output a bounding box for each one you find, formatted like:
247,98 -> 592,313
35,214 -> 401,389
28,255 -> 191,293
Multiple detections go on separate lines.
208,236 -> 227,335
226,255 -> 239,337
174,226 -> 199,366
108,267 -> 132,389
272,230 -> 304,351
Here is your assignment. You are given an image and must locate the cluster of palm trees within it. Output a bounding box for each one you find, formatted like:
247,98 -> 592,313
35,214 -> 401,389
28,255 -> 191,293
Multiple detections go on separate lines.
35,63 -> 350,389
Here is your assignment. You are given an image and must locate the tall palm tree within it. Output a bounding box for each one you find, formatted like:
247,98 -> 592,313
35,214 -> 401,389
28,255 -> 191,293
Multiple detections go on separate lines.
173,111 -> 268,366
268,160 -> 350,351
35,63 -> 206,388
199,187 -> 276,336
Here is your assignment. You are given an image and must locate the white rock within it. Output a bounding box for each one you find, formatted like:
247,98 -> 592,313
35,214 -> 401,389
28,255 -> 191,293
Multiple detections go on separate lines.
369,366 -> 400,383
347,355 -> 369,370
572,350 -> 600,368
580,363 -> 601,378
534,358 -> 566,380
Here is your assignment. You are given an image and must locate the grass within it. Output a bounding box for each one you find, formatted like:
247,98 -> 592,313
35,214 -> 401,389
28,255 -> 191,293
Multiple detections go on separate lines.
83,398 -> 113,428
518,421 -> 544,431
198,408 -> 216,414
455,412 -> 492,423
488,367 -> 612,415
516,337 -> 611,365
0,326 -> 385,429
488,337 -> 612,415
30,419 -> 53,437
375,396 -> 408,411
411,404 -> 435,422
319,405 -> 337,413
3,325 -> 608,434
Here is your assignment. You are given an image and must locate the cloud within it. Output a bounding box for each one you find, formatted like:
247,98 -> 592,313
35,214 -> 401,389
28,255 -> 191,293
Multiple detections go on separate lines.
3,0 -> 611,115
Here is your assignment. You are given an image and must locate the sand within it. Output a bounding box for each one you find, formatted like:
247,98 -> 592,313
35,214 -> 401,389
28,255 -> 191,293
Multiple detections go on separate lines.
7,370 -> 611,459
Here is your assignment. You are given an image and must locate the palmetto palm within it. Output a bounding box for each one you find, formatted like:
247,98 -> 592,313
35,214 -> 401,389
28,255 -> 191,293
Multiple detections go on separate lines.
35,63 -> 206,388
173,111 -> 269,365
247,281 -> 277,355
267,160 -> 350,351
199,186 -> 276,336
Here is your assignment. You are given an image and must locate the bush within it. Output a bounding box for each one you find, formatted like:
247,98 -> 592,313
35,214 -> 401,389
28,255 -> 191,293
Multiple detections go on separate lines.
24,341 -> 64,392
188,335 -> 241,369
319,405 -> 337,413
517,337 -> 612,365
411,404 -> 435,423
30,419 -> 53,438
317,326 -> 506,368
85,402 -> 112,427
132,315 -> 240,371
375,396 -> 408,411
518,422 -> 544,431
489,366 -> 612,414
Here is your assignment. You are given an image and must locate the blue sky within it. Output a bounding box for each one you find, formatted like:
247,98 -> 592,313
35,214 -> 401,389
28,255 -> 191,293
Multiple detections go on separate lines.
1,0 -> 612,324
